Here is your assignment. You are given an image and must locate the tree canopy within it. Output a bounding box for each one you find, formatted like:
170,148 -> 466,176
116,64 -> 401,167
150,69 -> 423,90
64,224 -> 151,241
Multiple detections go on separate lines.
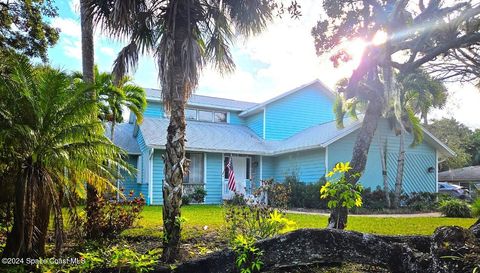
0,0 -> 59,61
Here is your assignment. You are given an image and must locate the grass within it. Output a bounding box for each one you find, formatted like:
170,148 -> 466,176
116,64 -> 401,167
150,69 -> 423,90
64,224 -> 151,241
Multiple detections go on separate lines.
121,205 -> 477,238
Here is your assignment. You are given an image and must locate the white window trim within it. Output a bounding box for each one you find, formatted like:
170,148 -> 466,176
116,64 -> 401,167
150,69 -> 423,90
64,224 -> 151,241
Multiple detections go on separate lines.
136,155 -> 142,184
148,149 -> 154,205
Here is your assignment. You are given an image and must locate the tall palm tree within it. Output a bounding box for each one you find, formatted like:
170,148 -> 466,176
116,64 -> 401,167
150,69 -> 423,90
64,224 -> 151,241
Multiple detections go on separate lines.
0,54 -> 130,258
85,0 -> 276,262
92,66 -> 147,141
80,0 -> 100,238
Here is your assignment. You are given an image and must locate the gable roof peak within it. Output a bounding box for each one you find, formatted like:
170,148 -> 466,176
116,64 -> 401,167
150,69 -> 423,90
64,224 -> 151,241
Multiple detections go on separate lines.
239,79 -> 336,117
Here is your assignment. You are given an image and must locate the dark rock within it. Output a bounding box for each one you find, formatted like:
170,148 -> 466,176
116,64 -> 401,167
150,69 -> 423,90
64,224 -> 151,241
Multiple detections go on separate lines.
430,226 -> 480,273
152,227 -> 480,273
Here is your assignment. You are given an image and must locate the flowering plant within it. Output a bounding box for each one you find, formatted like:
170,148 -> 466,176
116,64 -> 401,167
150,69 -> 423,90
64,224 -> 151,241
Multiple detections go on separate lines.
320,162 -> 363,210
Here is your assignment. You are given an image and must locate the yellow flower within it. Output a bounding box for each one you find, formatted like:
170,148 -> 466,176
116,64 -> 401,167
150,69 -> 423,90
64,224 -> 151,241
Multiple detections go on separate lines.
320,182 -> 330,194
326,171 -> 335,177
355,197 -> 362,207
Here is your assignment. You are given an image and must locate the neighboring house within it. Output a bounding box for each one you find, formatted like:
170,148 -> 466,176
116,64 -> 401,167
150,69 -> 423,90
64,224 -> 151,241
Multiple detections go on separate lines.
438,166 -> 480,193
112,79 -> 455,205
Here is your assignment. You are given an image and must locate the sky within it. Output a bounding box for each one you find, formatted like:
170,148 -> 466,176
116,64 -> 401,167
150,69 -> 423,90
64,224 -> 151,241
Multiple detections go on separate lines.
47,0 -> 480,129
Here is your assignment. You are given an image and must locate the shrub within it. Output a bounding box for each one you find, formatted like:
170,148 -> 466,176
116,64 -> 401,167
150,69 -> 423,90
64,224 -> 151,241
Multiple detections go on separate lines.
85,190 -> 145,238
182,195 -> 191,206
438,199 -> 472,218
224,192 -> 248,206
263,179 -> 291,209
404,192 -> 438,211
224,204 -> 295,242
287,175 -> 328,209
361,187 -> 390,210
472,198 -> 480,218
190,186 -> 207,203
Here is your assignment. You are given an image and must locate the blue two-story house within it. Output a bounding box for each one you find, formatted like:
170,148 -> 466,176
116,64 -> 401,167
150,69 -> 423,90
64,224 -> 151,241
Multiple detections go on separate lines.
112,79 -> 454,205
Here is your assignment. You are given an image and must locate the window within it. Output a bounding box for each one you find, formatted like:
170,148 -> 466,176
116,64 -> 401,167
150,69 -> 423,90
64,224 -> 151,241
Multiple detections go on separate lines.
198,110 -> 213,122
246,157 -> 251,179
224,156 -> 230,179
214,112 -> 227,123
184,153 -> 204,184
186,108 -> 197,120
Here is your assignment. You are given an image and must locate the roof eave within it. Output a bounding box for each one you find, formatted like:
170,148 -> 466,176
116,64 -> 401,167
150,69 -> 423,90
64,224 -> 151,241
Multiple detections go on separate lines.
145,97 -> 247,111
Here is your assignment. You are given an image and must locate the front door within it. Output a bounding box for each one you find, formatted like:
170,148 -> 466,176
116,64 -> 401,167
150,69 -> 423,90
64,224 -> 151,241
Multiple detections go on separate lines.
223,156 -> 248,199
232,156 -> 246,195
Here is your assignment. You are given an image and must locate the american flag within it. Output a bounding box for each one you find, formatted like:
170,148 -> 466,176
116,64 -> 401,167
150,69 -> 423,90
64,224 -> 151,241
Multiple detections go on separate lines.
227,157 -> 236,191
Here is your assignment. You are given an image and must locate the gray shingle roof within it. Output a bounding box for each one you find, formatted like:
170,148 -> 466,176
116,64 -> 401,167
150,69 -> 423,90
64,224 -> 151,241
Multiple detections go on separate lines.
140,118 -> 270,154
105,123 -> 141,154
138,117 -> 361,155
438,166 -> 480,182
144,88 -> 258,111
114,115 -> 453,158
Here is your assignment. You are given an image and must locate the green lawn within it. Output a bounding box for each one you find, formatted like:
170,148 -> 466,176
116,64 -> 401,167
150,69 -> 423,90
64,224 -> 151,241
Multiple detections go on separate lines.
121,205 -> 477,238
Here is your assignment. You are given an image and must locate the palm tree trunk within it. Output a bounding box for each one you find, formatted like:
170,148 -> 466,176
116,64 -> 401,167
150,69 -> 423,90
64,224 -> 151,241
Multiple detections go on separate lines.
80,0 -> 101,239
327,98 -> 383,229
110,116 -> 116,142
3,168 -> 28,257
80,0 -> 94,87
162,101 -> 187,263
380,141 -> 391,208
392,128 -> 406,209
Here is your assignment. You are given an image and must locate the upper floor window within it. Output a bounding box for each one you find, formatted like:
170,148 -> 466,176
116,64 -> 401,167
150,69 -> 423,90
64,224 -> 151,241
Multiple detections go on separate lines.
198,110 -> 213,122
186,108 -> 227,123
186,108 -> 197,120
214,112 -> 227,123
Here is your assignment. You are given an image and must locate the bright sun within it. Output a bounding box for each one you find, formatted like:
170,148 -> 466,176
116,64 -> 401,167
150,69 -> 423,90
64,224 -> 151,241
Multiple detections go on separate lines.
335,30 -> 388,73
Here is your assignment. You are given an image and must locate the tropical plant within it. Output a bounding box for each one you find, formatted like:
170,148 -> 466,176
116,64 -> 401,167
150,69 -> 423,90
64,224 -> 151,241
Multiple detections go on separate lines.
321,162 -> 363,228
0,54 -> 131,258
92,66 -> 147,141
84,0 -> 299,262
312,0 -> 480,229
438,199 -> 472,218
472,198 -> 480,218
232,234 -> 264,273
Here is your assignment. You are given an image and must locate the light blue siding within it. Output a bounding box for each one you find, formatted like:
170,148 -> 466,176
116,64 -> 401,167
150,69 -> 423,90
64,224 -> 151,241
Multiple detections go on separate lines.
144,102 -> 164,118
262,156 -> 275,180
151,149 -> 164,204
264,87 -> 334,140
245,112 -> 264,138
327,118 -> 436,192
229,112 -> 244,125
118,155 -> 148,199
272,149 -> 326,183
205,153 -> 223,204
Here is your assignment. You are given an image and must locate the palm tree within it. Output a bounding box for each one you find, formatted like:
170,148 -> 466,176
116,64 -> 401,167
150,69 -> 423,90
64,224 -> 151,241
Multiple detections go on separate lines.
0,54 -> 130,258
85,0 -> 277,262
387,71 -> 446,208
93,66 -> 147,141
80,0 -> 100,239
